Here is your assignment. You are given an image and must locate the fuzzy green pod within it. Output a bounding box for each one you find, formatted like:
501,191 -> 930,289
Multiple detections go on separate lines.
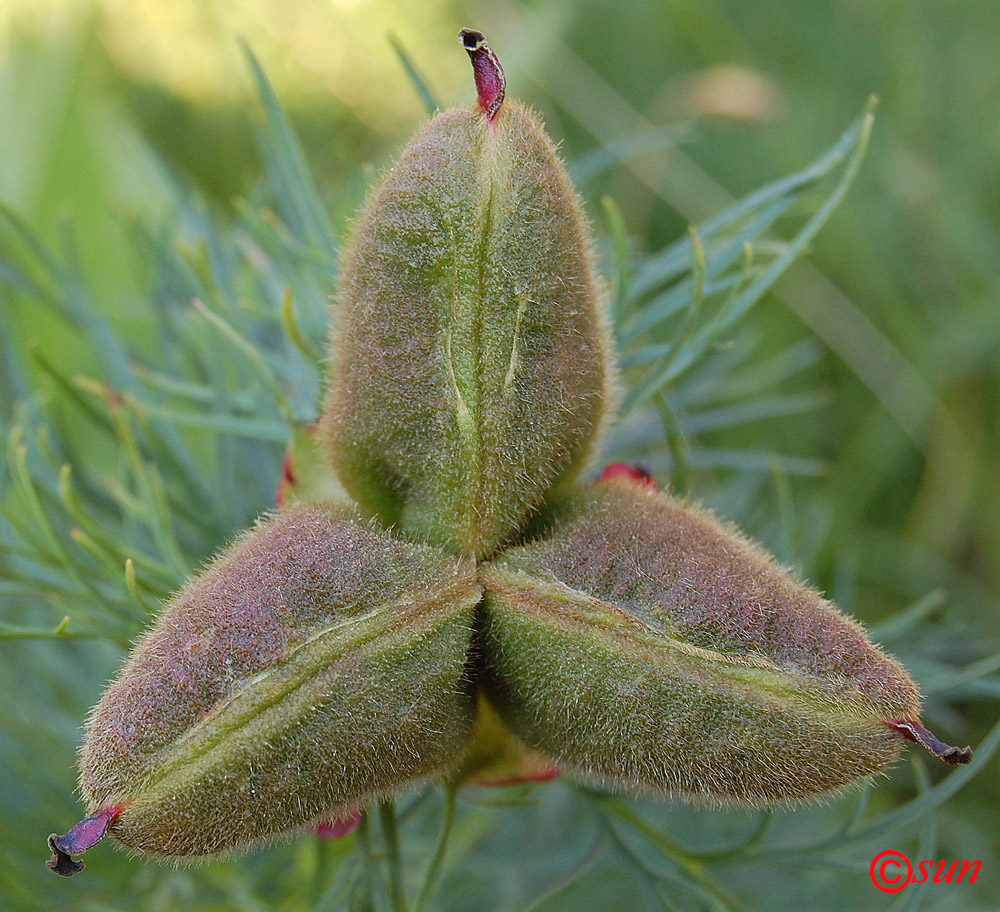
69,503 -> 478,860
322,41 -> 614,559
480,476 -> 935,805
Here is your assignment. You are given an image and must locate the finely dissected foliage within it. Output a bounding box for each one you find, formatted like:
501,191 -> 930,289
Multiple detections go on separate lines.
5,24 -> 977,906
81,502 -> 479,856
481,475 -> 920,804
324,101 -> 613,558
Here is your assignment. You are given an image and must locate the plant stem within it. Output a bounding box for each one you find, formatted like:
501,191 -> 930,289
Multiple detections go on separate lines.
412,788 -> 457,912
379,800 -> 408,912
358,811 -> 387,912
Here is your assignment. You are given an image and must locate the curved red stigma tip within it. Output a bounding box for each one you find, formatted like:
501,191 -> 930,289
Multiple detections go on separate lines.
46,805 -> 124,877
884,720 -> 972,765
459,28 -> 505,122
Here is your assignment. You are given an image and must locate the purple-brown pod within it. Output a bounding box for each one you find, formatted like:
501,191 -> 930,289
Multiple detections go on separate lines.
52,502 -> 479,868
479,475 -> 970,805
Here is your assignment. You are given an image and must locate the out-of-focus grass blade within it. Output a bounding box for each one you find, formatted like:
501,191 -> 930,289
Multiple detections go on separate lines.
871,589 -> 948,641
128,401 -> 289,442
678,390 -> 831,435
0,296 -> 29,418
653,393 -> 691,495
0,619 -> 118,641
235,198 -> 333,271
586,792 -> 743,912
388,33 -> 439,115
281,289 -> 322,364
132,365 -> 253,408
54,223 -> 137,392
0,201 -> 62,277
628,100 -> 874,299
6,427 -> 101,603
242,44 -> 336,262
620,100 -> 875,420
233,197 -> 333,346
191,299 -> 296,423
3,216 -> 218,507
684,449 -> 826,476
923,648 -> 1000,696
705,338 -> 824,403
600,196 -> 631,335
569,123 -> 691,186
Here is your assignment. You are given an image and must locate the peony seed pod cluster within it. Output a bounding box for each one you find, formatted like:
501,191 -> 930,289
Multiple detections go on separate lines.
48,28 -> 970,876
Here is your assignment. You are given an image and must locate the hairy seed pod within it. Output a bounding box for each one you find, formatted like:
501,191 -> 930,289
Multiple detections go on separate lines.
322,37 -> 614,559
68,503 -> 478,861
479,476 -> 948,805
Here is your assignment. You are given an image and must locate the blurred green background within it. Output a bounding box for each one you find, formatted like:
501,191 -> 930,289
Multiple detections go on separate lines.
2,1 -> 998,910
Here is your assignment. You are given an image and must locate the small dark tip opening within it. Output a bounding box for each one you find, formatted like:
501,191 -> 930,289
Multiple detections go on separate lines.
459,28 -> 485,50
45,805 -> 123,877
46,835 -> 85,877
